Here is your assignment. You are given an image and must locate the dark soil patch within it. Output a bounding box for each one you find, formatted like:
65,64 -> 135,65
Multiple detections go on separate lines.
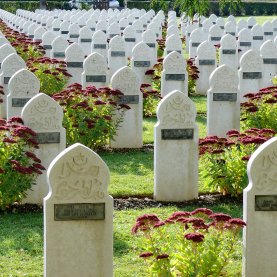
0,193 -> 242,214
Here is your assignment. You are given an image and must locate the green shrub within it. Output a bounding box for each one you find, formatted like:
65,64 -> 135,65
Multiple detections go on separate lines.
0,117 -> 45,209
132,209 -> 246,276
199,128 -> 276,196
52,83 -> 130,149
241,86 -> 277,132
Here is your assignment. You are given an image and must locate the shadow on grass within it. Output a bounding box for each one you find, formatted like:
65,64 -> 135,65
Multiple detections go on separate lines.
113,231 -> 131,257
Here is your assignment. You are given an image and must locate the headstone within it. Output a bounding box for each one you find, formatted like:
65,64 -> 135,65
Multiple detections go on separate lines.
237,19 -> 248,33
60,20 -> 70,40
44,143 -> 113,277
91,30 -> 108,62
28,23 -> 39,39
22,93 -> 66,204
82,52 -> 108,89
243,137 -> 277,277
33,26 -> 47,43
216,17 -> 225,30
7,68 -> 38,119
96,19 -> 108,34
238,28 -> 252,59
263,21 -> 274,41
247,17 -> 256,29
207,64 -> 240,137
0,53 -> 26,118
189,28 -> 207,58
219,34 -> 238,71
123,26 -> 136,58
131,42 -> 152,85
50,36 -> 69,60
142,29 -> 157,65
185,24 -> 197,52
132,19 -> 144,42
42,31 -> 57,57
164,34 -> 183,56
209,24 -> 223,45
161,51 -> 188,97
68,23 -> 80,43
86,18 -> 97,34
0,43 -> 16,72
195,41 -> 217,95
238,50 -> 263,102
154,90 -> 198,201
260,40 -> 277,88
79,26 -> 93,56
110,66 -> 143,148
108,35 -> 127,78
65,43 -> 85,85
224,21 -> 236,37
251,24 -> 264,51
52,19 -> 62,35
108,22 -> 120,39
202,18 -> 213,34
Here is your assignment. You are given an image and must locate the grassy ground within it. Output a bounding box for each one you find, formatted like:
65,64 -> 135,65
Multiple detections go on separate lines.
0,204 -> 243,277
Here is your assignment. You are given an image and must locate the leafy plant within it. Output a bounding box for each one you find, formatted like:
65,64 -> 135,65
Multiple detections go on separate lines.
26,57 -> 71,96
241,86 -> 277,132
0,117 -> 45,209
199,128 -> 276,196
52,83 -> 130,149
150,0 -> 169,13
132,208 -> 246,276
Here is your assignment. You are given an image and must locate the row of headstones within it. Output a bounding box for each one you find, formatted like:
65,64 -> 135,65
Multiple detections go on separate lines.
43,130 -> 277,276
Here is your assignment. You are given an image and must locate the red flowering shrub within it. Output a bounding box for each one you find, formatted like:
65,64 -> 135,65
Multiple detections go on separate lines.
241,86 -> 277,132
132,208 -> 246,276
52,83 -> 130,149
0,117 -> 45,209
199,128 -> 276,196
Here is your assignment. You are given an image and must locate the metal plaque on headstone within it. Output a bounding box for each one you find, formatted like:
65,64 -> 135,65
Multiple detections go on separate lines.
86,75 -> 106,82
240,42 -> 251,46
227,32 -> 235,36
81,38 -> 92,43
53,52 -> 65,58
255,195 -> 277,211
253,36 -> 263,40
211,36 -> 221,41
222,49 -> 236,54
263,58 -> 277,64
264,32 -> 273,36
167,50 -> 181,54
125,38 -> 136,42
69,34 -> 79,38
94,44 -> 106,49
61,31 -> 69,34
134,61 -> 151,67
161,128 -> 194,140
118,95 -> 139,105
4,77 -> 10,84
165,74 -> 186,81
53,28 -> 60,31
36,132 -> 61,144
192,42 -> 200,47
213,93 -> 237,102
199,59 -> 215,65
43,44 -> 52,49
67,62 -> 83,68
54,203 -> 105,221
111,51 -> 125,57
243,72 -> 262,79
146,43 -> 155,48
12,98 -> 31,107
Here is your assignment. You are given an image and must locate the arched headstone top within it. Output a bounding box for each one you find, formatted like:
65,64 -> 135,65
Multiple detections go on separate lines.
92,30 -> 107,41
47,143 -> 110,202
21,93 -> 63,131
132,41 -> 151,59
8,68 -> 39,96
209,64 -> 239,91
197,40 -> 216,58
83,52 -> 107,73
65,42 -> 85,61
238,28 -> 252,40
0,43 -> 16,62
220,33 -> 237,48
163,51 -> 186,72
157,90 -> 196,128
260,40 -> 277,58
246,137 -> 277,193
111,66 -> 140,94
2,53 -> 26,76
79,26 -> 93,37
240,49 -> 263,70
52,36 -> 68,49
109,35 -> 125,51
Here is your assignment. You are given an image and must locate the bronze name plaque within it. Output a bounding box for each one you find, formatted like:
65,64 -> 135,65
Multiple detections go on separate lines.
134,61 -> 151,67
199,59 -> 215,66
255,195 -> 277,211
192,42 -> 200,47
222,49 -> 236,54
61,31 -> 69,34
111,51 -> 125,57
53,28 -> 60,31
12,98 -> 31,107
253,36 -> 263,40
240,42 -> 251,46
53,52 -> 65,58
86,75 -> 106,82
54,203 -> 105,221
69,34 -> 79,38
118,95 -> 139,104
243,72 -> 262,79
213,93 -> 237,102
4,77 -> 10,84
94,44 -> 106,49
36,132 -> 60,144
161,128 -> 194,140
43,45 -> 52,50
146,43 -> 156,48
165,74 -> 186,81
263,58 -> 277,64
125,38 -> 136,42
211,36 -> 221,41
81,38 -> 92,43
264,32 -> 273,36
67,62 -> 83,68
